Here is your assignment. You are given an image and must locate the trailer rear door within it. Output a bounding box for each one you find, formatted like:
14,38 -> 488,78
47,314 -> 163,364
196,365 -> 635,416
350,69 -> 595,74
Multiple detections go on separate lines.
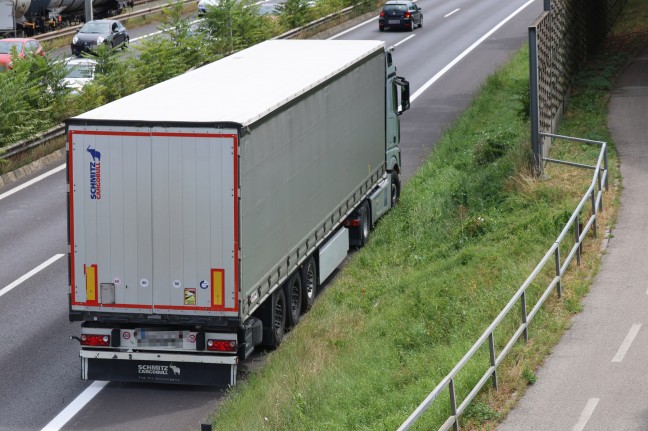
68,126 -> 239,317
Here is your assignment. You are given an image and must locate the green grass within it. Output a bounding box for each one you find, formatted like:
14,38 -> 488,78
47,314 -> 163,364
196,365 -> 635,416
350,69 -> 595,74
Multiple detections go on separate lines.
206,0 -> 648,429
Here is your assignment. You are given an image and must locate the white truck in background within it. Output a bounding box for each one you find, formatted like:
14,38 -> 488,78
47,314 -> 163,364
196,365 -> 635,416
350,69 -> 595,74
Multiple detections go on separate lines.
66,39 -> 410,386
0,0 -> 15,33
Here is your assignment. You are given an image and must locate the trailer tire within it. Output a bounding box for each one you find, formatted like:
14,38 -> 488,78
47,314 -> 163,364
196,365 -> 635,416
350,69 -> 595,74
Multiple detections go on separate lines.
301,257 -> 318,312
285,272 -> 302,328
260,288 -> 286,348
391,171 -> 401,207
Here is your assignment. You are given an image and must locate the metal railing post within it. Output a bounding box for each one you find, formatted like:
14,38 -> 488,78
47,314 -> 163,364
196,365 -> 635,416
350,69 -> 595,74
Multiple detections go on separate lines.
521,292 -> 528,342
449,379 -> 459,431
489,333 -> 498,389
575,214 -> 581,265
604,148 -> 609,191
554,246 -> 562,297
597,169 -> 604,211
591,191 -> 597,238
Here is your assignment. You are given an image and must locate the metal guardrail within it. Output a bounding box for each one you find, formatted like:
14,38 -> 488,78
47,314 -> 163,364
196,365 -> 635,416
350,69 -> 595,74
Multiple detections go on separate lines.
398,134 -> 609,431
0,124 -> 66,159
273,4 -> 361,39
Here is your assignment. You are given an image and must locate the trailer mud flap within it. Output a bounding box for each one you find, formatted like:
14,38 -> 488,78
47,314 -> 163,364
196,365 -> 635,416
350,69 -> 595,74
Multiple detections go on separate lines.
82,357 -> 236,386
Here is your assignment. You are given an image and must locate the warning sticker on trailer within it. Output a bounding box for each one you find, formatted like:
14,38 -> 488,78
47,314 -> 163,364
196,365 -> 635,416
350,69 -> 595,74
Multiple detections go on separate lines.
184,288 -> 196,305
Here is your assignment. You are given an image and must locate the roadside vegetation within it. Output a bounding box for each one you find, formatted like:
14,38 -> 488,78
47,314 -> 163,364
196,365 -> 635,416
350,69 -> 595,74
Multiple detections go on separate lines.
205,1 -> 648,430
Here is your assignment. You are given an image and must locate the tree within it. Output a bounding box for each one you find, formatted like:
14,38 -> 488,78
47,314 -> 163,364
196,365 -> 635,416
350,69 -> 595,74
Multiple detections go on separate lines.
0,52 -> 69,146
276,0 -> 314,29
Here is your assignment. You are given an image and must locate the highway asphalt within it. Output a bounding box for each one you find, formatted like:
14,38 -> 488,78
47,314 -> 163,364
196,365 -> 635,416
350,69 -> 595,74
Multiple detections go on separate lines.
498,44 -> 648,430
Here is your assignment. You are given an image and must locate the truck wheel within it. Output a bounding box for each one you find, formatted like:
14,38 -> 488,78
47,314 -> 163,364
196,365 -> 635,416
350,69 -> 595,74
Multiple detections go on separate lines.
260,288 -> 286,348
391,171 -> 401,207
301,257 -> 318,312
285,272 -> 302,327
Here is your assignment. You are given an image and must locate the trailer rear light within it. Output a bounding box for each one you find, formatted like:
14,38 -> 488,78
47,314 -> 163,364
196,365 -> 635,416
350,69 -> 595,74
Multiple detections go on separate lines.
206,339 -> 237,352
81,334 -> 110,346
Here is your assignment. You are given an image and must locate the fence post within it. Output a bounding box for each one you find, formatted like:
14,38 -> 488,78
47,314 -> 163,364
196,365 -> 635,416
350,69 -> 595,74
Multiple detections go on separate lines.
449,379 -> 459,431
604,146 -> 609,191
521,292 -> 529,342
489,332 -> 498,389
554,246 -> 562,297
591,191 -> 597,238
529,26 -> 543,177
575,214 -> 581,265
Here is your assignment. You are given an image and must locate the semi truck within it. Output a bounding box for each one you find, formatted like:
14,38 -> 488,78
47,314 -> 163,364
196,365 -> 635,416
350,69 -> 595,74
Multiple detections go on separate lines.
67,39 -> 410,386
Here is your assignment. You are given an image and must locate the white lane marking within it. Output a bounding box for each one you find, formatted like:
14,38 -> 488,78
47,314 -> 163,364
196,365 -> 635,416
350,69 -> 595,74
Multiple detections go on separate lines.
410,0 -> 536,103
611,323 -> 641,363
0,164 -> 65,202
572,398 -> 599,431
444,8 -> 460,18
0,254 -> 65,299
394,34 -> 416,47
41,381 -> 109,431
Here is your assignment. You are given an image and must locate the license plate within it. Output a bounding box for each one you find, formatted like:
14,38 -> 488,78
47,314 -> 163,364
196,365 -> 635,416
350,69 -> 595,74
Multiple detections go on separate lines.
137,330 -> 183,347
388,19 -> 400,24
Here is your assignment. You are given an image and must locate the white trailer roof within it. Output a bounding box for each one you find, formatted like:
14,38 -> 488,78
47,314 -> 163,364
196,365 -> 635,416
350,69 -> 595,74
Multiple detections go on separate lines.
73,39 -> 386,127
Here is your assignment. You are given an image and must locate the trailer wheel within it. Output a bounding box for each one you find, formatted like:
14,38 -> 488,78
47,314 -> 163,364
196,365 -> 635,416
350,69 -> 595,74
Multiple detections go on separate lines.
301,257 -> 318,312
391,171 -> 401,207
260,288 -> 286,348
285,272 -> 302,327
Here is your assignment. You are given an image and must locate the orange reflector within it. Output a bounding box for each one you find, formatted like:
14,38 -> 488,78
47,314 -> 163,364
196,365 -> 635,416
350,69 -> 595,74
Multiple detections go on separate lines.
85,264 -> 97,302
212,269 -> 224,308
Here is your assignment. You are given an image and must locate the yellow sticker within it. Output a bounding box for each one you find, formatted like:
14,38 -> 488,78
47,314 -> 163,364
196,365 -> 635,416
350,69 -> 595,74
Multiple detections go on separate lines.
86,264 -> 97,302
212,270 -> 224,307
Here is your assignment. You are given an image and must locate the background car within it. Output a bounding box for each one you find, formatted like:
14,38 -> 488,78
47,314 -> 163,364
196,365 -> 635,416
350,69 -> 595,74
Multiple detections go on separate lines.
0,38 -> 45,72
71,19 -> 129,56
63,58 -> 97,93
378,1 -> 423,32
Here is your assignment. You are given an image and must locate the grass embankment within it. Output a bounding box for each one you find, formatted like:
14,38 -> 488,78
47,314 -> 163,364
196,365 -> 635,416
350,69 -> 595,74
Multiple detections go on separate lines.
208,1 -> 648,429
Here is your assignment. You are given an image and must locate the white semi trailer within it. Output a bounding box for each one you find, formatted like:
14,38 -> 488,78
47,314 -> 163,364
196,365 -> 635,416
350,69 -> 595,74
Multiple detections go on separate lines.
67,39 -> 410,386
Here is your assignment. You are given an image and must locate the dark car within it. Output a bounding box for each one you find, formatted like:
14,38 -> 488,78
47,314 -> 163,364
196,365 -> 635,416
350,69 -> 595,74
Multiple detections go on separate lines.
379,1 -> 423,32
71,19 -> 129,56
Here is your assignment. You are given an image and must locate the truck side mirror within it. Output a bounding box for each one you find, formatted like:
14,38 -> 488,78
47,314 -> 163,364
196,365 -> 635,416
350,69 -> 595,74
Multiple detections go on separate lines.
394,76 -> 410,114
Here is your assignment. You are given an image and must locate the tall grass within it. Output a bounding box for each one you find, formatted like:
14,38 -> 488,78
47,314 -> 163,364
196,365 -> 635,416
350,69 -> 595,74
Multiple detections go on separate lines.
207,0 -> 648,427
